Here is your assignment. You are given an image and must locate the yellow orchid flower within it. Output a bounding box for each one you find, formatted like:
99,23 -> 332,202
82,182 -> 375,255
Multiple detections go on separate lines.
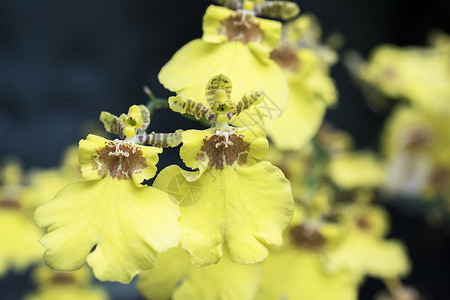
24,265 -> 109,300
381,105 -> 450,198
266,14 -> 338,150
35,105 -> 181,283
361,41 -> 450,115
155,75 -> 294,267
255,206 -> 360,300
137,247 -> 261,300
159,4 -> 291,127
326,202 -> 411,279
0,160 -> 43,276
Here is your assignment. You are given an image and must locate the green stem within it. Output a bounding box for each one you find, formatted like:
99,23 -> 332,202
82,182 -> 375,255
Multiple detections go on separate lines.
143,86 -> 169,116
304,138 -> 328,205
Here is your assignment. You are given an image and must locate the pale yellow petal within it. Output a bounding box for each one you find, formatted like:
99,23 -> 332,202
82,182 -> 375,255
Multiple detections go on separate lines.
155,162 -> 293,266
266,81 -> 327,150
173,249 -> 261,300
35,178 -> 180,283
0,210 -> 43,276
328,151 -> 386,189
256,248 -> 359,300
326,234 -> 411,279
137,247 -> 192,300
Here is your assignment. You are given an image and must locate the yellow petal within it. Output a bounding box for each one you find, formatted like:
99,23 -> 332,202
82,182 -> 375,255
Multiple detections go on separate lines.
327,151 -> 386,189
137,247 -> 192,300
0,210 -> 43,276
138,247 -> 261,300
172,248 -> 261,300
159,39 -> 289,125
266,81 -> 327,150
78,134 -> 162,187
154,162 -> 293,266
180,127 -> 269,173
35,177 -> 180,283
326,234 -> 411,279
256,247 -> 359,300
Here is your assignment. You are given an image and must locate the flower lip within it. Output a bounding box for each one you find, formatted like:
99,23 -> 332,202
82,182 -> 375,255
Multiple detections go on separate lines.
196,129 -> 250,170
95,140 -> 147,180
219,12 -> 264,44
289,224 -> 326,252
0,196 -> 21,209
270,43 -> 300,72
51,272 -> 77,285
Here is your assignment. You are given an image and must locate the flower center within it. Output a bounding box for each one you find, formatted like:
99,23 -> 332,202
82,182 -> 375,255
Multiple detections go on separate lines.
51,272 -> 77,285
0,197 -> 21,209
289,224 -> 326,252
219,13 -> 264,44
95,140 -> 147,180
196,129 -> 250,170
355,216 -> 371,231
270,44 -> 300,72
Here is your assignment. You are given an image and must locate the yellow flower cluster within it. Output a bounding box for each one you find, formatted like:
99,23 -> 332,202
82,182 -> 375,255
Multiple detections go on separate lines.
2,1 -> 442,299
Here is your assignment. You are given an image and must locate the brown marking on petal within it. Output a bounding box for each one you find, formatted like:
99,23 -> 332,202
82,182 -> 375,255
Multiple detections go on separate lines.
0,197 -> 21,209
270,44 -> 300,72
51,272 -> 76,285
237,153 -> 248,166
290,224 -> 326,252
96,141 -> 147,180
430,167 -> 450,188
199,130 -> 250,170
355,216 -> 371,231
219,13 -> 264,45
401,126 -> 433,153
92,162 -> 98,170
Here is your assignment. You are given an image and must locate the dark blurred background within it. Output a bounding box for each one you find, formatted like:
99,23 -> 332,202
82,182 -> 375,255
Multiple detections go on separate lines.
0,0 -> 449,299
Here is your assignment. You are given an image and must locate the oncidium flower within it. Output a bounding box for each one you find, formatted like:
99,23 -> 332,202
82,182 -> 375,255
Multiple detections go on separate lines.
154,74 -> 294,267
0,160 -> 43,276
35,105 -> 181,283
326,202 -> 411,279
255,206 -> 360,300
381,105 -> 450,198
360,42 -> 450,116
159,1 -> 298,127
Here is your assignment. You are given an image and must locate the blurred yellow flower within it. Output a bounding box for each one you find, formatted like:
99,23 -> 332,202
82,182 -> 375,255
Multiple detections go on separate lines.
361,41 -> 450,115
327,151 -> 385,190
381,105 -> 450,197
266,14 -> 338,150
0,160 -> 43,276
326,203 -> 411,279
255,206 -> 359,300
35,106 -> 181,283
